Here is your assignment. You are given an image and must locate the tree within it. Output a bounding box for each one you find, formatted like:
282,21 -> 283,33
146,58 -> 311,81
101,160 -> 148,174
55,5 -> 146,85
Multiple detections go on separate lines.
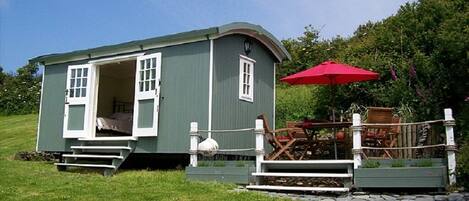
0,63 -> 42,115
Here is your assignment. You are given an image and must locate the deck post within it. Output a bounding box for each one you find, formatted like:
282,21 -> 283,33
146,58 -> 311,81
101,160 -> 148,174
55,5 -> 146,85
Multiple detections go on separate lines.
189,122 -> 199,167
255,119 -> 265,174
352,113 -> 362,169
444,108 -> 457,185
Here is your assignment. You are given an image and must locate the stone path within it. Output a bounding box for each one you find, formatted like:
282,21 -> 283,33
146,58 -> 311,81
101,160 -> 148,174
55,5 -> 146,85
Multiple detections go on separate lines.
262,192 -> 469,201
230,187 -> 469,201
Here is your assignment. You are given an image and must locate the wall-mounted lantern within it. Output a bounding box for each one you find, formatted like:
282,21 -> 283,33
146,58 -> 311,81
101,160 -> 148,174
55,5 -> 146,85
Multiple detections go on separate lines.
244,39 -> 252,55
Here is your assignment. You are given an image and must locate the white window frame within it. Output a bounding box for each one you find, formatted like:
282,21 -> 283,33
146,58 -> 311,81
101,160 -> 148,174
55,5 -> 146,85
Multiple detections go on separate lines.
238,55 -> 255,102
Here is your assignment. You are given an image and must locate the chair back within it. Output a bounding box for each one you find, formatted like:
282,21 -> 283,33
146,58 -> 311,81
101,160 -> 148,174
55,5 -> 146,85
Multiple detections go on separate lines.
256,114 -> 275,144
367,107 -> 393,129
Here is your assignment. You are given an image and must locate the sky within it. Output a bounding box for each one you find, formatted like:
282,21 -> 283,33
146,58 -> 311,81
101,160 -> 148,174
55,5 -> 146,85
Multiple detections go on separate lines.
0,0 -> 413,72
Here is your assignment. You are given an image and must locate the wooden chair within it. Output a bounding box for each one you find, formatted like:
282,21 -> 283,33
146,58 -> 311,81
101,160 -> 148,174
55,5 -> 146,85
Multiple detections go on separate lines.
257,114 -> 300,160
384,116 -> 401,157
363,107 -> 395,158
286,121 -> 307,140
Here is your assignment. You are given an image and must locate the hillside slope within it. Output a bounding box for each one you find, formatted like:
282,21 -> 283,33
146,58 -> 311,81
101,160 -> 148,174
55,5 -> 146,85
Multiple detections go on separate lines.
0,114 -> 281,201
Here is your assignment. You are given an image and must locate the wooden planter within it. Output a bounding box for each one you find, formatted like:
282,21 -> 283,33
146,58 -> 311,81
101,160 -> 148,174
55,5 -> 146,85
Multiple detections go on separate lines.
186,161 -> 255,184
354,159 -> 447,188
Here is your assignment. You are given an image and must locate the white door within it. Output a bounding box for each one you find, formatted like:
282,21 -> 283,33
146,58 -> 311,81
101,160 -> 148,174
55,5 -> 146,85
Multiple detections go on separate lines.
63,64 -> 94,138
132,53 -> 162,136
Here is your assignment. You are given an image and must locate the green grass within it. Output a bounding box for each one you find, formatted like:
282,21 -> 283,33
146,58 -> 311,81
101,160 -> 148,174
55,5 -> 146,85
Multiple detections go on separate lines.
0,114 -> 285,201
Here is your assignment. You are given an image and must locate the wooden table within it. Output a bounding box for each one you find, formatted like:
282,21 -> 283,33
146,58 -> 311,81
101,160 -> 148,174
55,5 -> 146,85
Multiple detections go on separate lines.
295,121 -> 352,159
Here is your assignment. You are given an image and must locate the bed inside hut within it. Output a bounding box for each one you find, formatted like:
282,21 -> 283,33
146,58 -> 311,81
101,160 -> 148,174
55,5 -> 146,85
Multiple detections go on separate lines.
95,60 -> 136,137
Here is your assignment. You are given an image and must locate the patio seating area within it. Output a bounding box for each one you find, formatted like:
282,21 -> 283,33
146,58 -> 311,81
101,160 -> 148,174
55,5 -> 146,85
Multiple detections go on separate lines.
186,59 -> 458,193
262,106 -> 447,162
186,108 -> 457,192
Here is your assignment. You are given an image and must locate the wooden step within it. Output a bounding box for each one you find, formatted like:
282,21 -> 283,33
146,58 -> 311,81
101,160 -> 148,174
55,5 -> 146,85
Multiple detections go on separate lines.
71,146 -> 132,150
252,172 -> 352,178
246,185 -> 350,192
261,160 -> 353,170
55,163 -> 116,169
62,154 -> 123,159
78,137 -> 137,141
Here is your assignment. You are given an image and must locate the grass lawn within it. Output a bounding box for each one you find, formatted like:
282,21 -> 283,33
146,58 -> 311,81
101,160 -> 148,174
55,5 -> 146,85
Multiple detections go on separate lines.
0,114 -> 284,201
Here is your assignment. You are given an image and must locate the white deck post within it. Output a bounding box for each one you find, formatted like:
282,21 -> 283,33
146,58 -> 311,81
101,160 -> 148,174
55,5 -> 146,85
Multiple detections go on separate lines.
189,122 -> 199,167
444,108 -> 457,185
352,113 -> 362,169
255,119 -> 265,173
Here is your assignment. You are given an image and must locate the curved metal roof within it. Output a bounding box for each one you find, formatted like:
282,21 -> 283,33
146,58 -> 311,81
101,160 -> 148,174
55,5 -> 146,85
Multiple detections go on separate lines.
30,22 -> 290,65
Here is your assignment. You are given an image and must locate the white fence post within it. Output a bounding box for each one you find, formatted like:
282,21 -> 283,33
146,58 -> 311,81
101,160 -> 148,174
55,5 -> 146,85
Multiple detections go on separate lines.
189,122 -> 199,167
352,113 -> 362,169
255,119 -> 265,174
444,108 -> 457,185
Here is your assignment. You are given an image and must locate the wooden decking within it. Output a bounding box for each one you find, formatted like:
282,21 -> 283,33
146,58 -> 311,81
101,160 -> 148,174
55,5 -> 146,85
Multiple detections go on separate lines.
247,160 -> 354,192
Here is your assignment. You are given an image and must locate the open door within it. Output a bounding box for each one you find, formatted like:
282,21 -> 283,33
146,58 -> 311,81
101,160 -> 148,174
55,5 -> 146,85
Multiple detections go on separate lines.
132,53 -> 162,137
63,64 -> 94,138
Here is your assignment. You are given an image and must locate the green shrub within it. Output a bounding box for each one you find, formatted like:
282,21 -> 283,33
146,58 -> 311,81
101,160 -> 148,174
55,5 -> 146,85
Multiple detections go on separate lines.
456,140 -> 469,189
391,160 -> 405,167
275,85 -> 318,128
213,161 -> 225,167
197,161 -> 209,167
361,160 -> 380,168
415,159 -> 433,167
0,64 -> 41,115
235,160 -> 246,167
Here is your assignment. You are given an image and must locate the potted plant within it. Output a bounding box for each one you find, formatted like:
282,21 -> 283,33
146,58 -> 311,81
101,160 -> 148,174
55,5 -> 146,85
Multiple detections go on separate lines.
354,159 -> 447,189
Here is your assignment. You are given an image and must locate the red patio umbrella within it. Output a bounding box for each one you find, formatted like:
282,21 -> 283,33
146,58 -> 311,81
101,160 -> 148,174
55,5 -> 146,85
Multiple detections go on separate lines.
281,61 -> 379,85
281,60 -> 379,159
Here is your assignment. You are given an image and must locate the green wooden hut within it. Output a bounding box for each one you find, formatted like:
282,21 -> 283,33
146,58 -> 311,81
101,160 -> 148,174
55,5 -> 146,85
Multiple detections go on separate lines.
29,22 -> 290,174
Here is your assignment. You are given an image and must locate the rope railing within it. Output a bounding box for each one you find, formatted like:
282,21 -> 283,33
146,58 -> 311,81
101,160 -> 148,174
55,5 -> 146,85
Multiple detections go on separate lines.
361,119 -> 445,126
361,144 -> 446,150
197,128 -> 255,133
217,148 -> 256,152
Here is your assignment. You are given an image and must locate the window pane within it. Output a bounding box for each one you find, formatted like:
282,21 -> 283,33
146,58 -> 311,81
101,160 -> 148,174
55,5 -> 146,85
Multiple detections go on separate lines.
243,74 -> 246,83
75,89 -> 81,97
139,81 -> 144,92
151,69 -> 156,79
71,69 -> 76,78
246,85 -> 250,95
145,81 -> 149,91
82,78 -> 87,87
247,75 -> 250,84
83,68 -> 88,77
81,88 -> 86,97
140,71 -> 144,81
140,60 -> 145,70
70,89 -> 74,98
146,59 -> 151,69
77,69 -> 82,77
70,79 -> 75,88
243,63 -> 247,73
243,84 -> 246,94
76,79 -> 81,87
152,58 -> 156,68
151,80 -> 155,90
145,70 -> 150,80
247,65 -> 250,73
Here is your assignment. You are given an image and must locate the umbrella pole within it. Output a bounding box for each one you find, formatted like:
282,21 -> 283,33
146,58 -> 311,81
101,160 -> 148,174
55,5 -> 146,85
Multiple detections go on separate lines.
331,84 -> 338,159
